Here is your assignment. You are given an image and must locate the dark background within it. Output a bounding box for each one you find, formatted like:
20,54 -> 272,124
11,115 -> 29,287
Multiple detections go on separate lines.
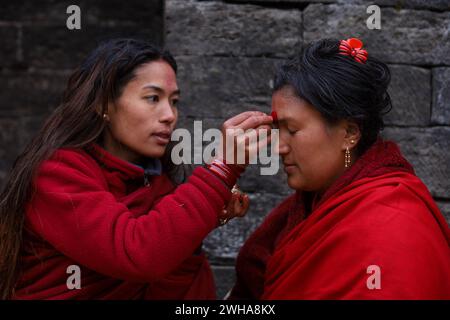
1,0 -> 449,298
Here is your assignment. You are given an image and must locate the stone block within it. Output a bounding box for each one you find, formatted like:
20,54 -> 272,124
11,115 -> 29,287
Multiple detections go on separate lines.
432,68 -> 450,125
384,65 -> 430,126
382,127 -> 450,198
0,0 -> 163,25
0,118 -> 22,189
204,191 -> 289,261
166,0 -> 301,58
436,201 -> 450,226
337,0 -> 450,11
304,4 -> 450,65
175,56 -> 280,118
0,27 -> 18,67
211,266 -> 236,299
0,70 -> 69,117
22,25 -> 160,69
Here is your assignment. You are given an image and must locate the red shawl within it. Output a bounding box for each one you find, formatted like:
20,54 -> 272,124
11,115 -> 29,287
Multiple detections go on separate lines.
230,139 -> 450,299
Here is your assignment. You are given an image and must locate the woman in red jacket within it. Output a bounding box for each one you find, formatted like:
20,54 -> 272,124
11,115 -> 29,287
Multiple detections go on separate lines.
0,38 -> 272,299
229,38 -> 450,299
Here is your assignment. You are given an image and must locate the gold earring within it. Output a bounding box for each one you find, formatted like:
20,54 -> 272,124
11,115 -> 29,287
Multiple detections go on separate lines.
345,147 -> 351,168
103,113 -> 108,121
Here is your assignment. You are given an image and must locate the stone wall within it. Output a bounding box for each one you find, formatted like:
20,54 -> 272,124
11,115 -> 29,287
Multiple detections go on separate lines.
0,0 -> 449,299
0,0 -> 164,185
165,0 -> 450,298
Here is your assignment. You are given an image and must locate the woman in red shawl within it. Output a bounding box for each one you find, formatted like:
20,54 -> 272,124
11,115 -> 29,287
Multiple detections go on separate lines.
0,39 -> 272,299
229,38 -> 450,300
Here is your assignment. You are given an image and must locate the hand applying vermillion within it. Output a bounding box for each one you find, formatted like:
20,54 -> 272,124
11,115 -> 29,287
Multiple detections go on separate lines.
217,111 -> 273,223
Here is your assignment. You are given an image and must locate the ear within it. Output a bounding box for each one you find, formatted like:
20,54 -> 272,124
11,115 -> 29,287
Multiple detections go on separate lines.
342,120 -> 361,151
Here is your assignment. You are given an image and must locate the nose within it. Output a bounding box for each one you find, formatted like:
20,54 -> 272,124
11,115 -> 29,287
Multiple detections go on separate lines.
159,102 -> 177,124
276,135 -> 290,156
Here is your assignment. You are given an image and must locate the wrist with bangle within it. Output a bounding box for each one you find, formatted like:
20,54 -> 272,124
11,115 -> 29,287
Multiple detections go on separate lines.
205,158 -> 246,226
206,158 -> 244,189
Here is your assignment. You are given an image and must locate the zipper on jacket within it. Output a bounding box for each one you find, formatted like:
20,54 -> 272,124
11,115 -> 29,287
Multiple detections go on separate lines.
143,172 -> 151,187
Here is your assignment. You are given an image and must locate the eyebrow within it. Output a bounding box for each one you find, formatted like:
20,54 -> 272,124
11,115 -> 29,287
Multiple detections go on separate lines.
142,85 -> 180,96
275,116 -> 296,124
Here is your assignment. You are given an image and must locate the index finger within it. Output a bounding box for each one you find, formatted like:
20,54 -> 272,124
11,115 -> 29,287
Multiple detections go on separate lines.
238,115 -> 273,131
224,111 -> 269,128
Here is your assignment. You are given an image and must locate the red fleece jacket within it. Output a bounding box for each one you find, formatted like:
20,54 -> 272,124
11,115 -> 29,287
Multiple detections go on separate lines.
14,144 -> 231,299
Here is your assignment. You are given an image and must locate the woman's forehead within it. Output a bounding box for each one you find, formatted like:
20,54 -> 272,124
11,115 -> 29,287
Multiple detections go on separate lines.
272,88 -> 305,111
272,90 -> 322,123
133,61 -> 178,90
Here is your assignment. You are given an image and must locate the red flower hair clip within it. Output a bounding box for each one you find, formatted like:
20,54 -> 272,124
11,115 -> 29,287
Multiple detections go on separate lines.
339,38 -> 368,64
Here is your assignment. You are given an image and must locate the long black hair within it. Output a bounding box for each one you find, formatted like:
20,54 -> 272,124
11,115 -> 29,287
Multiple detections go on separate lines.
273,38 -> 392,155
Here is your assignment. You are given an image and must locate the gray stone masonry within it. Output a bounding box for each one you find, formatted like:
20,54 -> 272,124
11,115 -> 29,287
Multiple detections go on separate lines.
1,0 -> 449,298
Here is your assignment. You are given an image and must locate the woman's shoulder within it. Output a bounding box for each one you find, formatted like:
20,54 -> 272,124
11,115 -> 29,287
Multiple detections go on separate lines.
334,172 -> 449,248
41,146 -> 97,169
35,146 -> 105,188
340,171 -> 436,219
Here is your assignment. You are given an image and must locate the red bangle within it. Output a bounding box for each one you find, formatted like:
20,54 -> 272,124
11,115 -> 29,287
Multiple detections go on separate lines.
222,161 -> 245,177
211,162 -> 238,180
207,165 -> 236,189
206,159 -> 240,189
221,158 -> 245,177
